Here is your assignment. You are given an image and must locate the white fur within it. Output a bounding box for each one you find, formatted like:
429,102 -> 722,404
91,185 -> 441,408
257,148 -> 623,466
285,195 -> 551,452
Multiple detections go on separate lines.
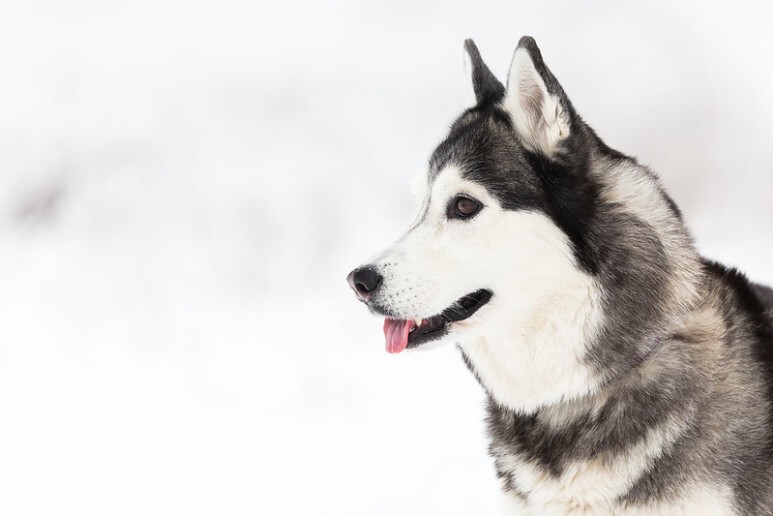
372,166 -> 604,412
501,483 -> 736,515
624,485 -> 737,516
458,274 -> 602,413
504,47 -> 570,157
410,169 -> 429,208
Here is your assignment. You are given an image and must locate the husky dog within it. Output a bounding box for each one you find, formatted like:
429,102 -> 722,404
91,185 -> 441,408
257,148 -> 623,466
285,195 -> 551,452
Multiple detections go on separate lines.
347,37 -> 773,515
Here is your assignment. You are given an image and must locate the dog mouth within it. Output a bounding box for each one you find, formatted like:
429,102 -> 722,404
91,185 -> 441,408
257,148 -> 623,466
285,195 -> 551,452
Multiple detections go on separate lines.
382,289 -> 492,354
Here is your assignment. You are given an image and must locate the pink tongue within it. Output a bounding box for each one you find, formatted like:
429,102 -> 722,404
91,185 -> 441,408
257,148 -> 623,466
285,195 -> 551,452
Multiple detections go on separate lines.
383,318 -> 412,354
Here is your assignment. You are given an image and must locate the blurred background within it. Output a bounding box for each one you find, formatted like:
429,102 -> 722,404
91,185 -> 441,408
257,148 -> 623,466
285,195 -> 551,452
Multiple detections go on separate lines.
0,1 -> 771,514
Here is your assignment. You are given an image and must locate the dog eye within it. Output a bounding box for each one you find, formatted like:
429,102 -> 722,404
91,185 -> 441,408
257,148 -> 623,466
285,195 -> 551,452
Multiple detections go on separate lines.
448,196 -> 482,219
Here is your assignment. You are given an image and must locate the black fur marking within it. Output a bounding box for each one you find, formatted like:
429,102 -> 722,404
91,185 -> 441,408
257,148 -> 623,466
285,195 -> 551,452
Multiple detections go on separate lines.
701,260 -> 773,514
464,39 -> 505,107
586,210 -> 674,379
523,149 -> 600,274
752,283 -> 773,309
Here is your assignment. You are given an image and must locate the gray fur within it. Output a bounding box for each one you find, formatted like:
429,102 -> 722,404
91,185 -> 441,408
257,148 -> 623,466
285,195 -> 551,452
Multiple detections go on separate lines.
351,37 -> 773,513
451,38 -> 773,514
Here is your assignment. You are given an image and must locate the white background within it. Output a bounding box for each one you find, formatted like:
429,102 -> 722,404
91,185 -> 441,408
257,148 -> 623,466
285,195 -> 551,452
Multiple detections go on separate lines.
1,1 -> 772,514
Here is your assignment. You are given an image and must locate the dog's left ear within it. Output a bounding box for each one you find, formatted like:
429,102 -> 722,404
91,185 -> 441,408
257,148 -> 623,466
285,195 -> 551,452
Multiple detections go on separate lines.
504,37 -> 573,157
464,39 -> 505,106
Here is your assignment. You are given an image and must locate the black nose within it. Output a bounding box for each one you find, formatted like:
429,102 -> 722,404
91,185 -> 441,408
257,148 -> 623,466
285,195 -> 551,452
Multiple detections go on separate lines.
347,266 -> 383,301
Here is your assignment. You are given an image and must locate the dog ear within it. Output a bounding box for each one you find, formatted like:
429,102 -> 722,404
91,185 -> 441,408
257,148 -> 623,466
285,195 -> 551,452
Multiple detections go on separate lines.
464,39 -> 505,107
504,37 -> 573,157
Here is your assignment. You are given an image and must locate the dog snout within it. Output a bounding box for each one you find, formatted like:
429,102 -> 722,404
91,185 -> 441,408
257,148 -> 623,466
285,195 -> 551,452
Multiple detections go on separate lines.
347,266 -> 383,302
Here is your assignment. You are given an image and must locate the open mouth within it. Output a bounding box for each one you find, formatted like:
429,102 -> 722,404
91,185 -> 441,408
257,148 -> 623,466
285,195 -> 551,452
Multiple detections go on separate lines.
383,289 -> 492,354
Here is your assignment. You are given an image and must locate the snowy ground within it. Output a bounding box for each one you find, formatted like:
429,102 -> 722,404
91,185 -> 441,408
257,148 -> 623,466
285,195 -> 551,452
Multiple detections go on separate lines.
0,1 -> 772,515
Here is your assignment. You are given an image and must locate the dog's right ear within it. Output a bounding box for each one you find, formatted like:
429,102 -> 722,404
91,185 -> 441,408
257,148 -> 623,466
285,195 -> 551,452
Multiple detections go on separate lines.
464,39 -> 505,107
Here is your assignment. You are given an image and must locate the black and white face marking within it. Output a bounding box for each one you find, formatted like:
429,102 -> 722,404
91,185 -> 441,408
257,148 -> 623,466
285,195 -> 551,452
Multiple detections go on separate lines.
346,37 -> 773,514
369,165 -> 504,354
346,36 -> 610,413
348,37 -> 602,362
351,156 -> 600,367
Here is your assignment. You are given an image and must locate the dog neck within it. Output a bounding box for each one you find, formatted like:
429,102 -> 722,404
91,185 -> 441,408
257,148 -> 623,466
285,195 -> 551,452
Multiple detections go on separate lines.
458,279 -> 605,414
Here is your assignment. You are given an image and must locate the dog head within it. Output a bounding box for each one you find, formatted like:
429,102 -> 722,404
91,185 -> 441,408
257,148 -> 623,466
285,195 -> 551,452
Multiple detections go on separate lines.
348,37 -> 600,355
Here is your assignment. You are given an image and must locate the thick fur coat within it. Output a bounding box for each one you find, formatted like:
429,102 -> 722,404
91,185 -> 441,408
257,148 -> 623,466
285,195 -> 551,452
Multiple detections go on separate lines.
348,37 -> 773,514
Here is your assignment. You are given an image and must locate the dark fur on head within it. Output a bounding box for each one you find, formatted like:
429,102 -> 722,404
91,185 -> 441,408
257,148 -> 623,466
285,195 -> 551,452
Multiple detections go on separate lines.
464,39 -> 505,106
